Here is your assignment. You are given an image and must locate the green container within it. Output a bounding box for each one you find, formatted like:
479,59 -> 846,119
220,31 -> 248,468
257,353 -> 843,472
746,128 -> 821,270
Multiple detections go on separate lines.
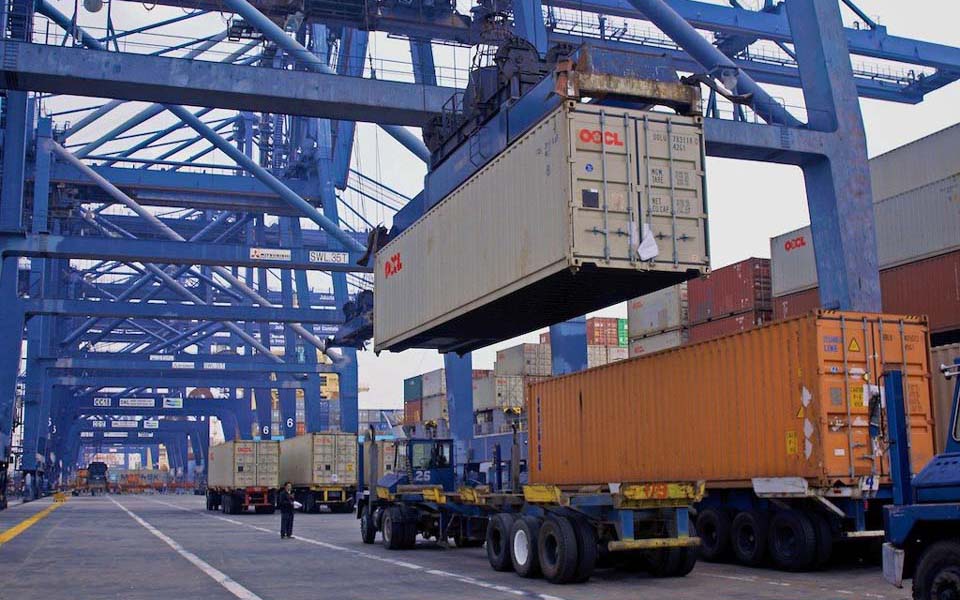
404,376 -> 423,402
618,318 -> 628,347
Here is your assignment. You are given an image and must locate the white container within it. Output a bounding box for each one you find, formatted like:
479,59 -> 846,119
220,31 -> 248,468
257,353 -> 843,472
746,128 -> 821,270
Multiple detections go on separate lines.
607,346 -> 629,363
279,432 -> 357,487
495,343 -> 552,377
421,394 -> 447,422
374,103 -> 708,352
628,330 -> 688,357
587,345 -> 608,368
871,123 -> 960,200
472,375 -> 497,411
627,283 -> 688,337
772,175 -> 960,296
208,441 -> 279,489
421,368 -> 446,398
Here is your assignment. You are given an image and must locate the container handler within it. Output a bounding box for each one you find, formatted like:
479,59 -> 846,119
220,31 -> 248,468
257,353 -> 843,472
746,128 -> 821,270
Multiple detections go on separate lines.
87,461 -> 108,496
357,434 -> 703,584
884,361 -> 960,600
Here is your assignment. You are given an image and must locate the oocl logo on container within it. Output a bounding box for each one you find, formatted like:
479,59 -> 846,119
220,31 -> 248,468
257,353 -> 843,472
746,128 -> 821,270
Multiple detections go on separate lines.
783,236 -> 807,252
384,253 -> 403,278
578,128 -> 624,147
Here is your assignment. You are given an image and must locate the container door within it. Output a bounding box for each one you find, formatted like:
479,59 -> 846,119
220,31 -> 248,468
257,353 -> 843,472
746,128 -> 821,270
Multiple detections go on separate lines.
568,108 -> 635,265
632,114 -> 706,270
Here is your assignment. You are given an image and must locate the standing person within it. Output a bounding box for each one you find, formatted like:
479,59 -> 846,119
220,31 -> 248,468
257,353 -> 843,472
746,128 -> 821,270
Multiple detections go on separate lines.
278,482 -> 295,539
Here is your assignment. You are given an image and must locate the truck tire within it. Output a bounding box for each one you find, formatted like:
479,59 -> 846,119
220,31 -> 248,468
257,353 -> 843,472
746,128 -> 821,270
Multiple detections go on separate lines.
809,512 -> 834,569
646,520 -> 698,578
731,510 -> 769,566
538,516 -> 580,584
509,516 -> 542,578
360,505 -> 377,544
382,506 -> 406,550
768,510 -> 817,571
913,539 -> 960,600
569,515 -> 598,583
400,506 -> 419,549
486,513 -> 517,572
697,508 -> 732,561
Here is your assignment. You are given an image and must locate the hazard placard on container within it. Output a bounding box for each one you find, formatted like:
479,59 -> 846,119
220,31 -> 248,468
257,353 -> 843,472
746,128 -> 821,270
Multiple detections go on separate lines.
848,338 -> 861,352
786,431 -> 799,456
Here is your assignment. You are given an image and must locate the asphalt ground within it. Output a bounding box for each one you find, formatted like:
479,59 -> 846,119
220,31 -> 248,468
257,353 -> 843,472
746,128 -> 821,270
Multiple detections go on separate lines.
0,494 -> 909,600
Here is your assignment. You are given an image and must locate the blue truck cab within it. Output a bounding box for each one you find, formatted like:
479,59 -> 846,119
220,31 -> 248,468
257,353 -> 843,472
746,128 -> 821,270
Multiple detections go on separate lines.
883,361 -> 960,600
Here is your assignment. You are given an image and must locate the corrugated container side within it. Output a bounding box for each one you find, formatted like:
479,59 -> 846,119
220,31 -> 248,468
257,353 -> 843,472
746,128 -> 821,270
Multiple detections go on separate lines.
587,317 -> 622,346
473,376 -> 497,411
688,257 -> 771,324
495,375 -> 547,409
688,310 -> 772,343
627,283 -> 687,338
881,250 -> 960,334
403,400 -> 422,425
421,368 -> 446,397
403,376 -> 423,402
773,288 -> 821,321
421,394 -> 447,422
587,345 -> 608,368
495,343 -> 552,377
607,346 -> 628,362
528,312 -> 934,487
618,319 -> 628,347
373,104 -> 708,353
931,344 -> 960,453
774,250 -> 960,334
875,174 -> 960,268
771,226 -> 816,297
628,329 -> 688,357
870,123 -> 960,199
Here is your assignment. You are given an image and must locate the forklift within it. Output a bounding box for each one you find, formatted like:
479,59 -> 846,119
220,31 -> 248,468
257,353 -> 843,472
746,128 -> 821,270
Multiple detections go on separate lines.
883,360 -> 960,600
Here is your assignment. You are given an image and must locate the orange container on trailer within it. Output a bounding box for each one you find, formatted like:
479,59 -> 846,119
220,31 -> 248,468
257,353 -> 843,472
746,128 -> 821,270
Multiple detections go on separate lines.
528,310 -> 935,488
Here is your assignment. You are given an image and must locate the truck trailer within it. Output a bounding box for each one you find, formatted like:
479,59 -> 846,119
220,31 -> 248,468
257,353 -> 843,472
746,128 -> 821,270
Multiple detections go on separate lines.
206,441 -> 279,514
528,310 -> 935,571
279,432 -> 358,513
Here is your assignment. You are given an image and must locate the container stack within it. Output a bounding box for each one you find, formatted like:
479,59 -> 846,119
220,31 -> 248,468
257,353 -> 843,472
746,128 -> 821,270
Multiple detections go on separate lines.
494,343 -> 551,410
420,368 -> 448,427
541,318 -> 629,367
403,374 -> 422,426
627,283 -> 688,357
771,123 -> 960,342
686,257 -> 772,343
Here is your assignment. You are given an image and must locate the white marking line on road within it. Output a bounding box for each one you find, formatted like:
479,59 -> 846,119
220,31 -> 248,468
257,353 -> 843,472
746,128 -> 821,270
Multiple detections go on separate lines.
109,497 -> 264,600
150,498 -> 570,600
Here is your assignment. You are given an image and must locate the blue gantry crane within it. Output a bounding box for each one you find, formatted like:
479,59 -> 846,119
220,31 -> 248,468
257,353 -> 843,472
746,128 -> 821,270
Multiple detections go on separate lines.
0,0 -> 956,504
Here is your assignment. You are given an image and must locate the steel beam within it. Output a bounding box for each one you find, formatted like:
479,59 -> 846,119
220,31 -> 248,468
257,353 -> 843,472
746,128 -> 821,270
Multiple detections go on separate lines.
23,298 -> 341,324
0,42 -> 452,127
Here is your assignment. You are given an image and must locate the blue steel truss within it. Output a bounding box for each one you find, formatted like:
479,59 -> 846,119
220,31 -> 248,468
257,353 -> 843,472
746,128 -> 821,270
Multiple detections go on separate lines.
0,0 -> 956,499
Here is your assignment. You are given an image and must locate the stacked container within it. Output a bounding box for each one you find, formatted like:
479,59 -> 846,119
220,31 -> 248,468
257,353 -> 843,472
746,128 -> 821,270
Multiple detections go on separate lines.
931,344 -> 960,453
687,257 -> 772,343
627,283 -> 688,357
493,343 -> 551,411
770,124 -> 960,336
472,371 -> 496,411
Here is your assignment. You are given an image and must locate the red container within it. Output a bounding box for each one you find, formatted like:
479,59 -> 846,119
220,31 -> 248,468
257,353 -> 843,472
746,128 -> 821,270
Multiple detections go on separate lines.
404,400 -> 422,425
773,288 -> 821,321
586,317 -> 620,346
688,309 -> 772,343
772,249 -> 960,334
882,250 -> 960,334
688,257 -> 771,325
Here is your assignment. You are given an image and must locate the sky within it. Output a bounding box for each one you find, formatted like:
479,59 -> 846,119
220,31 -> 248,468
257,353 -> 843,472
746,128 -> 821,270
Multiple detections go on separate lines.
38,0 -> 960,409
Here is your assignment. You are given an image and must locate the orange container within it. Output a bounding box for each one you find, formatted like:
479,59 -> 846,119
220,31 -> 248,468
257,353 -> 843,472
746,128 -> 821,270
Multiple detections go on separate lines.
528,311 -> 935,488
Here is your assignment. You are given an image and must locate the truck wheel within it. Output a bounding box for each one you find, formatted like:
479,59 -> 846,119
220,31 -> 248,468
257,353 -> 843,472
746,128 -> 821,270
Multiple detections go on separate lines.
646,520 -> 698,578
569,515 -> 598,583
809,512 -> 834,569
697,508 -> 732,561
509,516 -> 542,578
913,539 -> 960,600
768,510 -> 817,571
360,505 -> 377,544
382,506 -> 406,550
487,513 -> 517,571
538,516 -> 580,584
400,506 -> 419,549
731,510 -> 769,566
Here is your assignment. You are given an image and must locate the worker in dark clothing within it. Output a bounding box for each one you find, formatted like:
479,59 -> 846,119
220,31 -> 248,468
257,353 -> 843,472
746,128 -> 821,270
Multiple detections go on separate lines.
278,482 -> 295,539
